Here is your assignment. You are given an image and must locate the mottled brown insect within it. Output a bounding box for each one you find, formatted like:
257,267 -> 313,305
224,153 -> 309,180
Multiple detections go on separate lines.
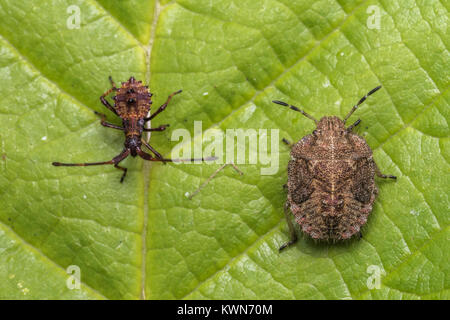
53,76 -> 209,182
272,86 -> 396,251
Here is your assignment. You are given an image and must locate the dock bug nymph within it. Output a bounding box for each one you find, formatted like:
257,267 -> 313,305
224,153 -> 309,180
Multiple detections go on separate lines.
272,86 -> 396,251
53,76 -> 213,182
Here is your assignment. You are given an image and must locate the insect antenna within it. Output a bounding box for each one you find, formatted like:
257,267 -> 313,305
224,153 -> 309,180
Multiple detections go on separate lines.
343,85 -> 382,124
272,100 -> 318,124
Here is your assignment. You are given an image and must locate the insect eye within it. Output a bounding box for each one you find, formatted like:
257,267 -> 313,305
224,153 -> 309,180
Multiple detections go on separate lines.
127,98 -> 135,103
127,89 -> 135,94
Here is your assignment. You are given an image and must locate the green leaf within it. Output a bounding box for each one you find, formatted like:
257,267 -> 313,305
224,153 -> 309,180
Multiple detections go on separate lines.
0,0 -> 448,299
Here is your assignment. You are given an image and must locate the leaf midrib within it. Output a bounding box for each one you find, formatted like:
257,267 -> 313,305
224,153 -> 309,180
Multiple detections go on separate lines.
140,0 -> 162,301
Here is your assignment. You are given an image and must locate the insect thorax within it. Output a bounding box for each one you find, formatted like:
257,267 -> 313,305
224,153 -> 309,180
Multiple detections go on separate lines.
295,117 -> 369,161
114,78 -> 152,119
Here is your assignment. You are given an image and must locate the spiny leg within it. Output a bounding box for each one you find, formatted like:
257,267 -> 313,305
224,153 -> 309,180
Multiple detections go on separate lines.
94,111 -> 123,130
272,100 -> 318,124
108,76 -> 117,88
100,77 -> 119,116
100,94 -> 117,116
114,164 -> 128,183
144,124 -> 170,132
279,202 -> 298,252
145,90 -> 182,121
52,149 -> 130,182
347,119 -> 361,132
343,85 -> 382,124
187,163 -> 243,200
111,150 -> 130,182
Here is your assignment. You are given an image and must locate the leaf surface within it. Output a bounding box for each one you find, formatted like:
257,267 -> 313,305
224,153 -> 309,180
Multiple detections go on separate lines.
0,0 -> 448,299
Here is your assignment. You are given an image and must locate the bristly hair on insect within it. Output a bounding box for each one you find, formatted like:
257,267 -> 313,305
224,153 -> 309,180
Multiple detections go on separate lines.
272,85 -> 397,251
53,76 -> 215,182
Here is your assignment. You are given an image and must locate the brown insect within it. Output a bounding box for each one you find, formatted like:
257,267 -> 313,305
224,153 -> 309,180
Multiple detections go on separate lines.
53,76 -> 210,182
272,86 -> 396,251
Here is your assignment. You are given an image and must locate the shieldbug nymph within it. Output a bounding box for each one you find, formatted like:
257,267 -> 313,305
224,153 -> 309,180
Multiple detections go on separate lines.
53,76 -> 213,182
272,86 -> 396,251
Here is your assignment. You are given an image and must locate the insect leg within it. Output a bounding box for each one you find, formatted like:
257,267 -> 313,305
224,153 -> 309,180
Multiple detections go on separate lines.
343,85 -> 382,124
52,149 -> 130,182
100,78 -> 119,116
100,96 -> 118,116
143,124 -> 170,132
94,111 -> 123,130
374,162 -> 397,180
141,139 -> 164,160
108,76 -> 117,89
282,138 -> 294,148
114,164 -> 128,183
279,202 -> 298,252
111,150 -> 131,183
347,119 -> 361,132
52,160 -> 114,167
145,90 -> 182,121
